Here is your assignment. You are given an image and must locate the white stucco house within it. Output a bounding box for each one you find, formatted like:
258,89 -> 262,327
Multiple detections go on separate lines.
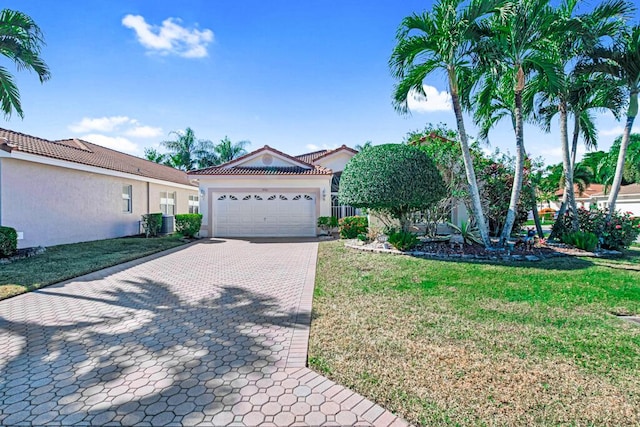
0,128 -> 198,249
548,183 -> 640,217
188,145 -> 358,237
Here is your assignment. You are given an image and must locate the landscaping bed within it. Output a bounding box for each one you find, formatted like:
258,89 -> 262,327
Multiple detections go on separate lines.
346,238 -> 622,262
0,235 -> 188,300
309,241 -> 640,426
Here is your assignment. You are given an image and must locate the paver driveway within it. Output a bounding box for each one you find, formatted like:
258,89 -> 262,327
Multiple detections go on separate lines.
0,239 -> 406,426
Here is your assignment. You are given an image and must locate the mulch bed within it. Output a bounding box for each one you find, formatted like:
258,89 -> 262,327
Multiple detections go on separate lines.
345,239 -> 622,262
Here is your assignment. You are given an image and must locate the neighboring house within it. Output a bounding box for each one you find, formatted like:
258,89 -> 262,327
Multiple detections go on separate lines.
547,184 -> 606,211
590,183 -> 640,215
546,183 -> 640,216
188,145 -> 358,237
0,128 -> 198,249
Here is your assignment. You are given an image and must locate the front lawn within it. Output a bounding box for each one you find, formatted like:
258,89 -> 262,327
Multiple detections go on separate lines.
0,235 -> 187,300
310,241 -> 640,426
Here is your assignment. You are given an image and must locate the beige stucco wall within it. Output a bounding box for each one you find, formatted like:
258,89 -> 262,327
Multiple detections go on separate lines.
193,175 -> 331,237
0,158 -> 197,248
314,151 -> 353,173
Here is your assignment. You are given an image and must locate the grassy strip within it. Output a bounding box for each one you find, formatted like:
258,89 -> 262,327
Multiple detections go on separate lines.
310,241 -> 640,426
0,235 -> 187,300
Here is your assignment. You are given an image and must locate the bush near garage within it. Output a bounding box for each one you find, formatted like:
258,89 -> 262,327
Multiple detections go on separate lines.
175,214 -> 203,238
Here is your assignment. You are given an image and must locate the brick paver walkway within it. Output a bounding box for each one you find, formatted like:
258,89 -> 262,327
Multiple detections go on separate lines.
0,239 -> 407,426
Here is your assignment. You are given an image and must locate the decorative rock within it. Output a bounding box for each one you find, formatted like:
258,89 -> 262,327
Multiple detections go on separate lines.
525,255 -> 541,262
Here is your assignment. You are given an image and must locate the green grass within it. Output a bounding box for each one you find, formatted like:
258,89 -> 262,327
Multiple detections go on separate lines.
310,241 -> 640,426
0,235 -> 187,300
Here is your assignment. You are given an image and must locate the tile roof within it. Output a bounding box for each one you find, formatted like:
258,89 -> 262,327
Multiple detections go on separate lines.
555,184 -> 605,198
295,145 -> 358,164
591,183 -> 640,197
189,166 -> 332,176
295,149 -> 328,164
0,128 -> 195,186
190,145 -> 332,176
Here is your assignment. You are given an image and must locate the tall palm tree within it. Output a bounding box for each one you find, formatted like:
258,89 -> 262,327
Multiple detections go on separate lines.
213,136 -> 250,164
475,0 -> 561,243
586,24 -> 640,216
390,0 -> 501,248
473,74 -> 545,237
0,9 -> 50,118
355,141 -> 373,151
535,0 -> 628,236
161,127 -> 215,171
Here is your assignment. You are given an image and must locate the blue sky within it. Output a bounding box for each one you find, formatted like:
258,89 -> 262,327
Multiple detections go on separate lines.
2,0 -> 638,166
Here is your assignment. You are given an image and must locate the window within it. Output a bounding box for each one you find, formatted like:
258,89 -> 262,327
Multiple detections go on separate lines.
122,185 -> 132,213
188,194 -> 199,214
160,191 -> 176,215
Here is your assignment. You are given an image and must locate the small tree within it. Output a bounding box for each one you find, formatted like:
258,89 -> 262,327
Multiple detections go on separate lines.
339,144 -> 446,231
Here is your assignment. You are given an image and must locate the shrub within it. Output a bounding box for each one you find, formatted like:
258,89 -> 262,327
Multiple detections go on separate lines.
175,214 -> 203,238
554,207 -> 640,250
562,231 -> 598,252
0,226 -> 17,256
447,221 -> 482,245
317,216 -> 338,235
339,216 -> 368,239
141,213 -> 163,237
339,144 -> 446,231
388,230 -> 419,251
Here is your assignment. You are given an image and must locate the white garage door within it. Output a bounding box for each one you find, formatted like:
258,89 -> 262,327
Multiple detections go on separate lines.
213,192 -> 316,237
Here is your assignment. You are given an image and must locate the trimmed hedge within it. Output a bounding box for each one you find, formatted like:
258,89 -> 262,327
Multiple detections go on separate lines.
0,226 -> 17,256
141,213 -> 163,237
175,214 -> 203,238
339,144 -> 446,230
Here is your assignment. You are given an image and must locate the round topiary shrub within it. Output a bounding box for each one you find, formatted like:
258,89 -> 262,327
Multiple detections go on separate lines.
339,144 -> 446,231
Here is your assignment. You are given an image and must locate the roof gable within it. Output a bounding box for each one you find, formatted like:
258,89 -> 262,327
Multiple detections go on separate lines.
222,146 -> 313,170
189,145 -> 332,176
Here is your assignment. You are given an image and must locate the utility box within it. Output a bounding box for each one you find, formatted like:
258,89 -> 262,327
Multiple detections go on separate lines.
160,215 -> 175,235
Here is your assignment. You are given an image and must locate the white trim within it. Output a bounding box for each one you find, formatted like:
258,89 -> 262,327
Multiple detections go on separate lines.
310,147 -> 356,164
1,150 -> 198,191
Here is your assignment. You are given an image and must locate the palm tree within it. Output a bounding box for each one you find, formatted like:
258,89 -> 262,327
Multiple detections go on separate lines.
586,24 -> 640,216
143,147 -> 167,164
0,9 -> 51,118
535,0 -> 628,236
390,0 -> 501,248
161,127 -> 215,171
213,136 -> 250,164
355,141 -> 373,151
475,0 -> 561,243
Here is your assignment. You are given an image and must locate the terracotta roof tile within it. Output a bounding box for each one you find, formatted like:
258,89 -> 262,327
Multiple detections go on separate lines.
295,149 -> 328,164
189,166 -> 332,176
591,183 -> 640,197
189,145 -> 331,176
0,128 -> 194,186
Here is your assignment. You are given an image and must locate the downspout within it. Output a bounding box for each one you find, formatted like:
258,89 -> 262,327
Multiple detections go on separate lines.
146,182 -> 150,214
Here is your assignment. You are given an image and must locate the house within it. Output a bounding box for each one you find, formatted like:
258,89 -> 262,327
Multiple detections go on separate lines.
590,183 -> 640,215
0,128 -> 198,249
547,184 -> 606,211
547,183 -> 640,217
188,145 -> 358,237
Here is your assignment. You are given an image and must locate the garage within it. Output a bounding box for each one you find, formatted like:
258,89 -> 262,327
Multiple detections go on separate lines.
213,192 -> 316,237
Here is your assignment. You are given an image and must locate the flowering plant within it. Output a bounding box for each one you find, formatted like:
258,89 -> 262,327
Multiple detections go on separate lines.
554,207 -> 640,250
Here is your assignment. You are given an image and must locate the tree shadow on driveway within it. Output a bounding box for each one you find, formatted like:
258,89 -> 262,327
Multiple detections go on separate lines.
0,277 -> 308,425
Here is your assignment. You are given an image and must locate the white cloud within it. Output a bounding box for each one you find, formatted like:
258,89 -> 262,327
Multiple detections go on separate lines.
599,125 -> 640,137
69,116 -> 133,133
407,85 -> 452,113
122,14 -> 214,58
305,143 -> 338,152
81,134 -> 141,155
125,125 -> 163,138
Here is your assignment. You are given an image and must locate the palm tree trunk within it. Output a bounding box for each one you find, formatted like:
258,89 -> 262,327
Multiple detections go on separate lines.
450,90 -> 492,248
607,90 -> 638,217
499,82 -> 525,245
558,100 -> 579,232
570,113 -> 581,169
